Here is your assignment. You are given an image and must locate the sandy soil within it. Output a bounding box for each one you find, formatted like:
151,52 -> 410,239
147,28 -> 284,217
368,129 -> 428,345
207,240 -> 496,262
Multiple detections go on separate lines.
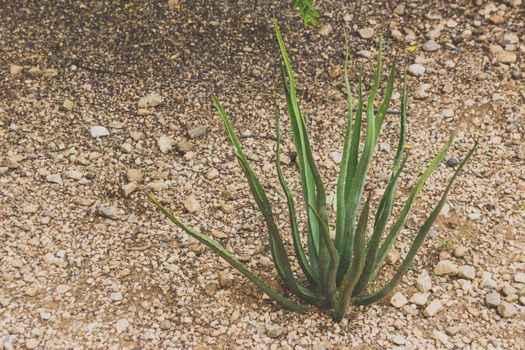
1,1 -> 524,349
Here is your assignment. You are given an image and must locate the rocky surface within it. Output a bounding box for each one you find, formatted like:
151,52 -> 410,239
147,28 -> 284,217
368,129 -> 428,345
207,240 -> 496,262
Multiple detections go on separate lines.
0,0 -> 524,349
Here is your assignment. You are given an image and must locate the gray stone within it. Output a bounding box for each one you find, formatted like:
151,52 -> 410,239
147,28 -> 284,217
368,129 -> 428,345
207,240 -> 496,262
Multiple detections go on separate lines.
458,265 -> 476,280
357,50 -> 372,58
502,33 -> 519,45
266,324 -> 283,338
413,83 -> 431,100
497,301 -> 516,318
514,272 -> 525,283
423,40 -> 441,52
408,64 -> 425,76
481,271 -> 497,289
157,135 -> 173,154
485,292 -> 500,308
99,206 -> 120,220
90,125 -> 110,138
67,170 -> 83,180
442,108 -> 455,118
110,291 -> 123,301
40,310 -> 52,320
410,293 -> 428,306
502,283 -> 517,297
25,339 -> 39,350
56,284 -> 71,294
432,330 -> 448,345
417,270 -> 433,292
46,174 -> 62,185
434,260 -> 458,276
23,204 -> 39,213
160,320 -> 172,330
115,318 -> 130,333
392,335 -> 406,345
187,126 -> 208,139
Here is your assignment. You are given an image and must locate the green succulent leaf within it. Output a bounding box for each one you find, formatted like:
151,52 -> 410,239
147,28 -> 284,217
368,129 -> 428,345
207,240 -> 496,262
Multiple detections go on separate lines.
274,101 -> 320,286
335,29 -> 354,258
370,133 -> 455,281
143,189 -> 310,313
352,71 -> 408,296
337,41 -> 382,282
276,21 -> 322,273
213,97 -> 319,306
334,198 -> 370,321
354,142 -> 478,305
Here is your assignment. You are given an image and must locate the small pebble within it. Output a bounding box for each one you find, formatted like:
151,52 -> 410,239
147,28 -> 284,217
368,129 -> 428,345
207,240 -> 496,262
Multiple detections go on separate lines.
25,339 -> 39,349
115,318 -> 130,333
46,174 -> 63,185
458,265 -> 476,280
497,302 -> 516,318
446,158 -> 459,167
217,271 -> 233,288
157,135 -> 173,154
358,27 -> 374,39
410,293 -> 428,306
121,182 -> 138,197
445,326 -> 461,336
453,246 -> 466,258
423,40 -> 441,52
319,24 -> 332,36
187,126 -> 208,139
408,64 -> 425,76
90,125 -> 110,138
266,324 -> 283,338
390,292 -> 408,308
434,260 -> 458,276
432,330 -> 448,345
126,168 -> 143,182
10,64 -> 23,75
486,292 -> 500,308
423,300 -> 443,317
183,194 -> 201,213
176,140 -> 194,153
417,270 -> 432,292
514,272 -> 525,283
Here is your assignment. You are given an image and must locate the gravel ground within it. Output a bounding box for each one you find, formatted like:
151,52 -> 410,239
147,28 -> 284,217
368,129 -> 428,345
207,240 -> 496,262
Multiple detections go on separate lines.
1,0 -> 524,349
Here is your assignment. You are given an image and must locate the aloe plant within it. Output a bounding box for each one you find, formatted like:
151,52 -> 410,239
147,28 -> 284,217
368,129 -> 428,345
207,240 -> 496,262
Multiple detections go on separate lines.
142,22 -> 476,322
